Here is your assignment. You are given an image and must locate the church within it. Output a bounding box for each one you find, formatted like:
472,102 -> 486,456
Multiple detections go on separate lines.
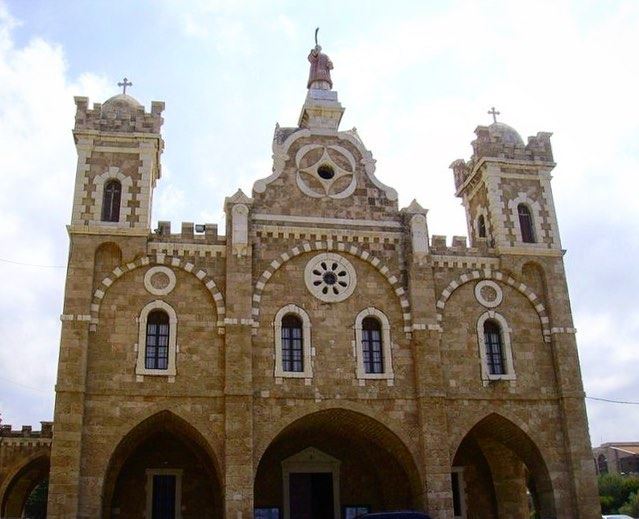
0,40 -> 600,519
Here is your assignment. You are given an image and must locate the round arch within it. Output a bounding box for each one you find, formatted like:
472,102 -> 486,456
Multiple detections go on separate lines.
90,254 -> 225,331
451,412 -> 557,518
254,407 -> 424,515
435,269 -> 551,342
0,453 -> 50,519
101,410 -> 223,518
251,241 -> 412,332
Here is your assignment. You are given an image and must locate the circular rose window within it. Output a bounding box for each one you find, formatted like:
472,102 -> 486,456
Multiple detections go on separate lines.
474,280 -> 503,308
144,266 -> 177,296
304,253 -> 357,303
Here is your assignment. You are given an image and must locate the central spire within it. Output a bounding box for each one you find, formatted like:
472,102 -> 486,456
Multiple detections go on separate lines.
298,28 -> 344,131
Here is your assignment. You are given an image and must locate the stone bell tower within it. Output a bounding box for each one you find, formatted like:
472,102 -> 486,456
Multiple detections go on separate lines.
69,80 -> 164,233
450,108 -> 561,253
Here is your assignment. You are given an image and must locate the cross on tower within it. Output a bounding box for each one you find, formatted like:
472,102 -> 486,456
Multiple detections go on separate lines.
488,106 -> 500,123
117,77 -> 132,95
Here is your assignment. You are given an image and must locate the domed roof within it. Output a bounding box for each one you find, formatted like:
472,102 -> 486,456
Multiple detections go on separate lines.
488,121 -> 524,146
102,93 -> 142,112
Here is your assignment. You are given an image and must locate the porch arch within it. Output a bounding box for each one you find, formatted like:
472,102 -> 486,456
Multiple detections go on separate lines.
101,410 -> 223,518
0,453 -> 50,519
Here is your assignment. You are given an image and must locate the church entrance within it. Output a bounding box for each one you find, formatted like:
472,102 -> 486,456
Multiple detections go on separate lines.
254,408 -> 423,519
289,472 -> 334,519
102,411 -> 222,519
452,413 -> 556,519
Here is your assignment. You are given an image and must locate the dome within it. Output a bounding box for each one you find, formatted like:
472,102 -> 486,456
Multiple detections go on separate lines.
101,93 -> 142,112
488,121 -> 524,146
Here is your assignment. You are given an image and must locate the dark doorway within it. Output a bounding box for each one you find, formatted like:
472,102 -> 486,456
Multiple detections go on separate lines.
152,474 -> 176,519
289,472 -> 333,519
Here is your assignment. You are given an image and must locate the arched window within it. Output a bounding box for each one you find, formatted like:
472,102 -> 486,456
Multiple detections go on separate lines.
517,204 -> 535,243
274,305 -> 313,379
102,180 -> 122,222
476,311 -> 515,382
136,300 -> 178,377
477,215 -> 487,238
362,317 -> 384,374
483,320 -> 505,375
354,308 -> 394,380
145,310 -> 170,370
281,314 -> 303,373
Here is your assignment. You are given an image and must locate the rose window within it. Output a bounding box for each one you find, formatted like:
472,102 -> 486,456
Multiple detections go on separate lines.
304,253 -> 357,303
474,280 -> 503,308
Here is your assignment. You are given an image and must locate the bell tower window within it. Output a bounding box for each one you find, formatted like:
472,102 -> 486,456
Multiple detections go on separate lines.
517,204 -> 535,243
483,320 -> 505,375
102,180 -> 122,222
145,310 -> 170,370
477,215 -> 487,238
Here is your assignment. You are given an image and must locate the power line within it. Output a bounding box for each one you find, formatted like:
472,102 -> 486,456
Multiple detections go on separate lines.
0,257 -> 66,269
586,396 -> 639,405
0,376 -> 51,394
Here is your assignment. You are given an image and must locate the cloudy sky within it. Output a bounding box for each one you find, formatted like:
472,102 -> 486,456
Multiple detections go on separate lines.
0,0 -> 637,446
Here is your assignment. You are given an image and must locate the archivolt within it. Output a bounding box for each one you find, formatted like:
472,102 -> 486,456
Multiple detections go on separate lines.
435,269 -> 551,342
90,254 -> 225,330
251,241 -> 412,331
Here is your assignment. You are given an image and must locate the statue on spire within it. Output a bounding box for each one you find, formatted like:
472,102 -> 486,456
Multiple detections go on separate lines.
307,28 -> 333,90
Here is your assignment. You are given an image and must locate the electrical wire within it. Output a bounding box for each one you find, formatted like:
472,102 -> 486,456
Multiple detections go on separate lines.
0,257 -> 66,269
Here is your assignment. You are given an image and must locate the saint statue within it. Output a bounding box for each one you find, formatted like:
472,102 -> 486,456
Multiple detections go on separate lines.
307,28 -> 333,90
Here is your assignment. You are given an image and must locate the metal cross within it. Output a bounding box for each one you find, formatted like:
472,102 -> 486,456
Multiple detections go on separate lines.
488,106 -> 500,123
117,77 -> 132,95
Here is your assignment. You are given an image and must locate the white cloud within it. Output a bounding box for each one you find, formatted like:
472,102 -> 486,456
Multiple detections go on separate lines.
0,8 -> 110,427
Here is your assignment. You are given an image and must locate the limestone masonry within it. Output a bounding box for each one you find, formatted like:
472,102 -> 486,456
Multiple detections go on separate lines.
0,42 -> 601,519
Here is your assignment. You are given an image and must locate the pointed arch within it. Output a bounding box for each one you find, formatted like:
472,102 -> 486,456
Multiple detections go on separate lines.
90,254 -> 225,331
0,453 -> 50,519
251,241 -> 412,332
101,410 -> 223,518
451,412 -> 556,517
435,269 -> 551,342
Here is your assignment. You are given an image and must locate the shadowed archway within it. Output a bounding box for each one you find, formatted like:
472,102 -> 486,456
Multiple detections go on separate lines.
255,408 -> 423,518
0,454 -> 49,519
101,411 -> 223,519
452,413 -> 556,519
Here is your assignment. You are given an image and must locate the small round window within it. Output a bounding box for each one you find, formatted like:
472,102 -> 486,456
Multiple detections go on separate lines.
304,253 -> 357,303
317,164 -> 335,180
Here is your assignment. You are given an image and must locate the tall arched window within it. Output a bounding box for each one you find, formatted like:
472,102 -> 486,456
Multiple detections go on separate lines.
483,320 -> 505,375
517,204 -> 535,243
362,317 -> 384,374
145,310 -> 170,370
477,215 -> 487,238
102,180 -> 122,222
354,307 -> 394,380
281,314 -> 304,373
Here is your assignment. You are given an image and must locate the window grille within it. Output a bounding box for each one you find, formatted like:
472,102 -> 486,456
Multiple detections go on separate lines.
483,320 -> 505,375
281,314 -> 303,372
362,317 -> 384,374
145,310 -> 170,370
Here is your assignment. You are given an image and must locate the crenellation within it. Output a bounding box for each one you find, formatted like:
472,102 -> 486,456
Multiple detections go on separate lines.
0,422 -> 53,438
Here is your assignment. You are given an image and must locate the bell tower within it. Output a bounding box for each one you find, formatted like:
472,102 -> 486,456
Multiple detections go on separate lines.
450,109 -> 561,253
69,81 -> 164,233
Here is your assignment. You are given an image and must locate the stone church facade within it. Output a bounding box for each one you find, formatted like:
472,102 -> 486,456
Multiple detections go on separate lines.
0,45 -> 601,518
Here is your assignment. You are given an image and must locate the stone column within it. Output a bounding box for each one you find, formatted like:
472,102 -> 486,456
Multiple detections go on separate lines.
403,214 -> 454,518
47,320 -> 89,518
223,194 -> 255,518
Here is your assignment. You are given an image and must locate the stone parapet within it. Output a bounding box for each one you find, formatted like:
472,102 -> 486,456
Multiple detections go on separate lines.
0,422 -> 53,438
73,95 -> 164,135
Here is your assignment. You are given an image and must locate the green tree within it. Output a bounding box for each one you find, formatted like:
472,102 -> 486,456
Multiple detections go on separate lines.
620,491 -> 639,516
598,473 -> 639,513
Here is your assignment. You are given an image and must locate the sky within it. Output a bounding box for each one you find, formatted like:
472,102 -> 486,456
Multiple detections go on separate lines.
0,0 -> 637,447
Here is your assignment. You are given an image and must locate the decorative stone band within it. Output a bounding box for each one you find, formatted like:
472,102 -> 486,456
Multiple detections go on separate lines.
252,241 -> 412,332
435,269 -> 551,342
90,254 -> 225,333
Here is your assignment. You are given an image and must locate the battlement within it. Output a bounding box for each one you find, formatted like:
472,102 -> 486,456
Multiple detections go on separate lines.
450,127 -> 554,192
430,235 -> 495,256
73,95 -> 164,135
0,421 -> 53,438
151,221 -> 226,245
